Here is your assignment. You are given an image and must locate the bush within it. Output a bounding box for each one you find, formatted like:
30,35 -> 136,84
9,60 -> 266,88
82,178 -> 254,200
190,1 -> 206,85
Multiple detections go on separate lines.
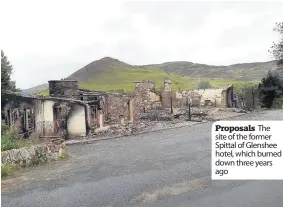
1,121 -> 9,135
1,164 -> 13,177
1,163 -> 20,177
234,82 -> 259,99
258,70 -> 283,108
59,150 -> 70,159
1,127 -> 25,151
197,81 -> 212,89
272,96 -> 283,108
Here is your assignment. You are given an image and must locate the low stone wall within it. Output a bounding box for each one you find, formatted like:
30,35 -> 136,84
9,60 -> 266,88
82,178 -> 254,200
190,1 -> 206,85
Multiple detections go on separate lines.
1,139 -> 66,167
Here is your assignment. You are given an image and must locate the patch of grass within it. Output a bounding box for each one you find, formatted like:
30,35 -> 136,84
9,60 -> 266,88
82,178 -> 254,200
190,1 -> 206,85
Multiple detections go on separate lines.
38,89 -> 49,96
1,164 -> 19,177
1,127 -> 26,151
59,150 -> 70,159
1,126 -> 40,151
1,164 -> 12,177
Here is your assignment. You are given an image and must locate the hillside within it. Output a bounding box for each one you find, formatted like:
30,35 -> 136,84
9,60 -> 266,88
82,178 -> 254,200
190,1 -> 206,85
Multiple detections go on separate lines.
22,83 -> 49,94
32,57 -> 280,94
68,57 -> 278,82
157,61 -> 277,80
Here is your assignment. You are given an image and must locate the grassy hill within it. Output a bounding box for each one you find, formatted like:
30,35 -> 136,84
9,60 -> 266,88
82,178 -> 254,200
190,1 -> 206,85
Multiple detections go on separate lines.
35,57 -> 278,95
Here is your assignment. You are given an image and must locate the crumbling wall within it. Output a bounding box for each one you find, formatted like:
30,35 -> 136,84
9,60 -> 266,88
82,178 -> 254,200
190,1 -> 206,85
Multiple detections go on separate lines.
107,93 -> 132,123
131,90 -> 152,121
175,89 -> 232,107
107,89 -> 155,123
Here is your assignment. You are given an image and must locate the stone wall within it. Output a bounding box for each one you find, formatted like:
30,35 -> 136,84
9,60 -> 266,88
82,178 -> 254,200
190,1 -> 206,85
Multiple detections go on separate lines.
131,90 -> 152,121
107,90 -> 154,123
107,93 -> 132,123
1,139 -> 66,167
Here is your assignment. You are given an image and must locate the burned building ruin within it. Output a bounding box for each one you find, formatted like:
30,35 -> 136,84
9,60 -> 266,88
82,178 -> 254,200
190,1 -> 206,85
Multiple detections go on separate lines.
2,78 -> 237,140
2,80 -> 108,138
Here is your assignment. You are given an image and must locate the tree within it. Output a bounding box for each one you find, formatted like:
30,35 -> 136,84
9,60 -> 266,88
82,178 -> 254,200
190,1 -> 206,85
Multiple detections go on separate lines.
1,50 -> 16,93
269,22 -> 283,66
258,70 -> 283,108
197,80 -> 212,89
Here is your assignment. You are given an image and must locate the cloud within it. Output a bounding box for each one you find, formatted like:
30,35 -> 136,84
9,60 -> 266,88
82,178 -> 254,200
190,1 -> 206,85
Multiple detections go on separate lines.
1,1 -> 283,89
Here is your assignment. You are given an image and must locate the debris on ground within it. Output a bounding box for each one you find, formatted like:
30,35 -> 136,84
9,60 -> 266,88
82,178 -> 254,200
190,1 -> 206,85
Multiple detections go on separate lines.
140,109 -> 172,121
71,107 -> 249,140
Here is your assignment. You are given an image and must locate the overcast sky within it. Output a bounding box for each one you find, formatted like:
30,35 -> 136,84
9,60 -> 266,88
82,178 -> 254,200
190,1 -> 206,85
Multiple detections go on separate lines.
1,1 -> 283,89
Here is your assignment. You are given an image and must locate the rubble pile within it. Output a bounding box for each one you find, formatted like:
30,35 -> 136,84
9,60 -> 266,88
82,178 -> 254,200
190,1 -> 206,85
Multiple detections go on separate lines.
217,108 -> 247,113
140,109 -> 172,121
85,106 -> 249,140
92,122 -> 150,138
173,107 -> 208,121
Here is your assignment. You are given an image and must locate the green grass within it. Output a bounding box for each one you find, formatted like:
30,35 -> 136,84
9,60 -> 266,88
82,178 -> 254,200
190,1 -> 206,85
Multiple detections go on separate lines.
1,164 -> 13,177
38,89 -> 49,96
59,150 -> 70,159
1,126 -> 40,151
37,67 -> 260,96
1,127 -> 25,151
1,163 -> 20,177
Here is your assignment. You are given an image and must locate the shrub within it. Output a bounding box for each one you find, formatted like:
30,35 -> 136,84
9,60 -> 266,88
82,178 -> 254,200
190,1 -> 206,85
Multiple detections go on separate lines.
197,81 -> 212,89
258,70 -> 283,108
59,150 -> 70,159
1,163 -> 21,177
272,96 -> 283,108
1,127 -> 25,151
1,121 -> 9,135
1,164 -> 12,177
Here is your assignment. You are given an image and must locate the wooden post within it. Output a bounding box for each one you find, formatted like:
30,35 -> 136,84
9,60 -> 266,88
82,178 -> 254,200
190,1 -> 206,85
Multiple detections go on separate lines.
99,111 -> 104,128
170,92 -> 173,114
129,100 -> 134,123
188,103 -> 191,120
252,88 -> 255,109
24,109 -> 29,131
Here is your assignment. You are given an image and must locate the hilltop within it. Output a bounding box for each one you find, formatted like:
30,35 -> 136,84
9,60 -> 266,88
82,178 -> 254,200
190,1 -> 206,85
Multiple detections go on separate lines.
24,57 -> 279,94
68,57 -> 278,82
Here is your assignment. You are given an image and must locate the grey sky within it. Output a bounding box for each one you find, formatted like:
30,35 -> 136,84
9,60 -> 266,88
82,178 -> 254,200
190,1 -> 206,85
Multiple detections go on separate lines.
1,1 -> 283,89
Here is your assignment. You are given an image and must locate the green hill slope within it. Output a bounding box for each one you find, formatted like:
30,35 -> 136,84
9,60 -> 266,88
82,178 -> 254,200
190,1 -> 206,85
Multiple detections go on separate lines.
35,57 -> 278,95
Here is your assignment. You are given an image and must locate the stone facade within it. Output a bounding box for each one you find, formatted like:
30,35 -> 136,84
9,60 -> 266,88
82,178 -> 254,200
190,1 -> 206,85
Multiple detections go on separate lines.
131,90 -> 153,121
1,139 -> 66,167
106,90 -> 155,124
107,93 -> 133,123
